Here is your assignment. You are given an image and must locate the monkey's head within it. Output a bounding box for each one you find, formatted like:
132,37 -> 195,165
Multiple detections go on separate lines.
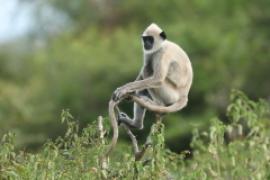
142,23 -> 167,54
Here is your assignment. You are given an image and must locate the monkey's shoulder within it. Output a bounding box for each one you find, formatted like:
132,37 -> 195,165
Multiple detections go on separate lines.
163,41 -> 190,63
163,40 -> 182,51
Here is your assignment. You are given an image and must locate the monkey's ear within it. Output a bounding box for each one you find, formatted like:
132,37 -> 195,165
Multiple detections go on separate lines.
160,31 -> 167,39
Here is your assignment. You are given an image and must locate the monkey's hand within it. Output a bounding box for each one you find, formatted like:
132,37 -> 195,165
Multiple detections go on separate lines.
112,87 -> 132,102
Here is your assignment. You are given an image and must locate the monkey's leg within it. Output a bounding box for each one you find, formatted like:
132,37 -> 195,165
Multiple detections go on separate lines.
119,100 -> 147,129
118,90 -> 151,129
131,95 -> 188,113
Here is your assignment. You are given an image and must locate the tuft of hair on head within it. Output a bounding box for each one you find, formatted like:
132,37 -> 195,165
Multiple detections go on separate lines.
144,23 -> 167,40
149,23 -> 159,28
146,23 -> 162,32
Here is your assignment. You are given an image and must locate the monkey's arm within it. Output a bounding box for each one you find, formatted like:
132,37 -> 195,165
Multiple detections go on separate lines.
127,55 -> 170,91
135,70 -> 143,81
113,55 -> 171,100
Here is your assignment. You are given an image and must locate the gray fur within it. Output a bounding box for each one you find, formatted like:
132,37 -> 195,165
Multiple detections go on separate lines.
113,23 -> 193,129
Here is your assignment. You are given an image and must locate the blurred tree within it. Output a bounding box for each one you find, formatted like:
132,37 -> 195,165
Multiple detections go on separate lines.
0,0 -> 269,150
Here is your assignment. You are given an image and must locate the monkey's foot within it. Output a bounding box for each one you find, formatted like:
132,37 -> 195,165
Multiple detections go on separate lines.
117,112 -> 128,125
118,112 -> 143,129
117,112 -> 129,126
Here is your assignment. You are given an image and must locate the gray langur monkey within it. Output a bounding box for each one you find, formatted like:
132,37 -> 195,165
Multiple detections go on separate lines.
112,23 -> 193,129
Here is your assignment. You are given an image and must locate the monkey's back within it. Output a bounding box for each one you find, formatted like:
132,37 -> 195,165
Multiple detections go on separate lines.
164,41 -> 193,95
143,40 -> 193,105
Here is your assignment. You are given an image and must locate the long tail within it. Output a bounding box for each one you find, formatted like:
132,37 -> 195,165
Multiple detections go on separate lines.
131,95 -> 188,113
104,100 -> 119,157
104,95 -> 187,157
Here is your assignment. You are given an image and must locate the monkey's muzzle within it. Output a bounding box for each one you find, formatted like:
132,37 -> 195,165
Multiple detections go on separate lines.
142,36 -> 154,50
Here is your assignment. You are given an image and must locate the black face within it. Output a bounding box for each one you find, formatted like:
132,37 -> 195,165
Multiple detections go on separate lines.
142,36 -> 154,50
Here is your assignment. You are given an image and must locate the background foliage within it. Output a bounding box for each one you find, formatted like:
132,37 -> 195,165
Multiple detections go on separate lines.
0,0 -> 269,155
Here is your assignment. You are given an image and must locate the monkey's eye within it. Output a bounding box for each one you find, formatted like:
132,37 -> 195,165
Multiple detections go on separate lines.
142,36 -> 154,43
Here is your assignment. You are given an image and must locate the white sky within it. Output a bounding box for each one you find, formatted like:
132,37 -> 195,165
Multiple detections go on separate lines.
0,0 -> 33,42
0,0 -> 70,43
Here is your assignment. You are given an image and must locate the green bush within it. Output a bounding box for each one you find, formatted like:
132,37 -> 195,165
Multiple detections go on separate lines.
0,90 -> 269,179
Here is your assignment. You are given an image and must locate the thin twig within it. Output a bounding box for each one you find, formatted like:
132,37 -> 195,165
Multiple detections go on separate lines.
98,116 -> 106,145
121,124 -> 140,154
116,109 -> 150,161
98,116 -> 109,180
116,105 -> 145,160
155,113 -> 164,123
98,116 -> 108,170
